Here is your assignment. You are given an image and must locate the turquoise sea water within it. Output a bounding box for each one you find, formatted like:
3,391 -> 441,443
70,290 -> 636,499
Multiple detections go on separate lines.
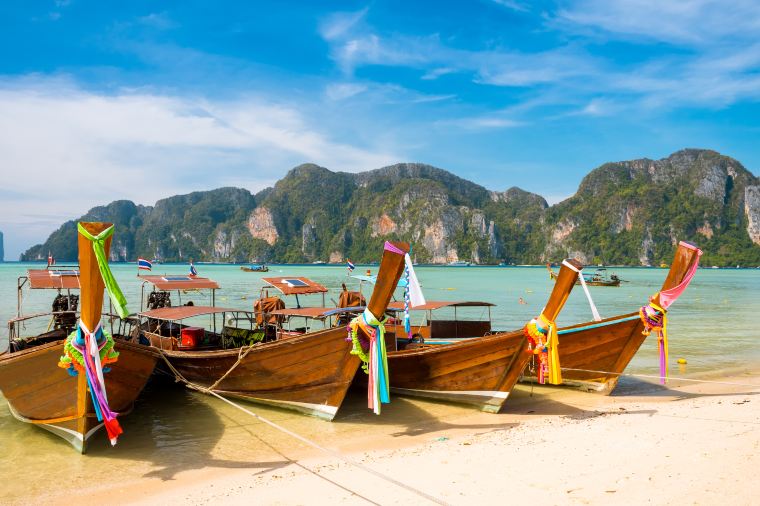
2,261 -> 758,373
0,261 -> 759,503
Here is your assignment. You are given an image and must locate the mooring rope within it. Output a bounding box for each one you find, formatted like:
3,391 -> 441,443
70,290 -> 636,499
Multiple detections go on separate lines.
560,367 -> 760,389
205,343 -> 257,392
155,351 -> 451,505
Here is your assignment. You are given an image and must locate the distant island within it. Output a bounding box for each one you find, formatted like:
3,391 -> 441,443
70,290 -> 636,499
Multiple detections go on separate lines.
22,149 -> 760,267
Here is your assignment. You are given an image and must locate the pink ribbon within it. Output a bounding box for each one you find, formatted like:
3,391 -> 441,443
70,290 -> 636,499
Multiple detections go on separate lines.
659,243 -> 703,310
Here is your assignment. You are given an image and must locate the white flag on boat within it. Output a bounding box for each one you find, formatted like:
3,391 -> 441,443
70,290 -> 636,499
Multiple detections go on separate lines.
404,254 -> 426,307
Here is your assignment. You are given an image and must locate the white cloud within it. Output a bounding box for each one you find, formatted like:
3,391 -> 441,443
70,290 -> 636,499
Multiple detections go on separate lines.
440,116 -> 522,129
421,67 -> 458,80
325,82 -> 367,101
318,4 -> 760,114
554,0 -> 760,45
137,12 -> 178,30
490,0 -> 528,12
318,8 -> 368,41
0,76 -> 401,257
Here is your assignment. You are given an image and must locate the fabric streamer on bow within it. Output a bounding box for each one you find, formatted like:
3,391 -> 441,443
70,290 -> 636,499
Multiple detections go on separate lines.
59,322 -> 123,445
640,244 -> 703,384
56,223 -> 132,444
76,223 -> 130,319
348,308 -> 389,414
346,241 -> 420,414
524,313 -> 562,385
403,265 -> 412,339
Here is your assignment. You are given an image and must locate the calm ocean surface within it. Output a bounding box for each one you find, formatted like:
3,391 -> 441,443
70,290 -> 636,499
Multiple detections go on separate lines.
1,261 -> 758,501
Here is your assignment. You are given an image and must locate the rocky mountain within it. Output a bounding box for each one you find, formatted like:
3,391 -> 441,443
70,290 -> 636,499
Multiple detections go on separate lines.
21,149 -> 760,266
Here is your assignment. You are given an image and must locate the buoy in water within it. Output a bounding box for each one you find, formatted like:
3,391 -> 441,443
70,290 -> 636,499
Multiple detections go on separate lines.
677,358 -> 687,364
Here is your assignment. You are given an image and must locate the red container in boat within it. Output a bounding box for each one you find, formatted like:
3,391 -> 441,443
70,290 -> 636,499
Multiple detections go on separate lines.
179,327 -> 204,349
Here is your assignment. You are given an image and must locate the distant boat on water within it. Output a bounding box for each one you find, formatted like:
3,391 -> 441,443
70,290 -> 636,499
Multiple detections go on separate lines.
448,260 -> 470,266
241,264 -> 268,272
547,264 -> 624,286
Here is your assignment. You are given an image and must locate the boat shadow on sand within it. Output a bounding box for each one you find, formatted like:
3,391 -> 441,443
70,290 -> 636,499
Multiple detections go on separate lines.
86,378 -> 290,481
609,375 -> 760,401
330,389 -> 516,437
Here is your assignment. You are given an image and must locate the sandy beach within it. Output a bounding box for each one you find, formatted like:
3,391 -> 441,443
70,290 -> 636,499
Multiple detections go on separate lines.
18,368 -> 758,506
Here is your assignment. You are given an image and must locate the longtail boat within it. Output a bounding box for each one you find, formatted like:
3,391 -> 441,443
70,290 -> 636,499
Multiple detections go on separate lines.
241,264 -> 269,272
547,264 -> 623,286
136,242 -> 409,420
0,222 -> 158,453
369,259 -> 583,413
528,241 -> 702,393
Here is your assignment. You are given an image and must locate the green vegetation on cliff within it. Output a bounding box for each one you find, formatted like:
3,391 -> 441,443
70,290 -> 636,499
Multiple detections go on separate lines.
22,150 -> 760,266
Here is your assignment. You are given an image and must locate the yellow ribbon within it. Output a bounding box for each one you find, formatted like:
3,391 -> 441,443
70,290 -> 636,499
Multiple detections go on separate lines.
525,313 -> 562,385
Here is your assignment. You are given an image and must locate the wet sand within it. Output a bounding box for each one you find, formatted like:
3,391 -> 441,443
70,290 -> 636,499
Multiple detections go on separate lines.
7,369 -> 760,506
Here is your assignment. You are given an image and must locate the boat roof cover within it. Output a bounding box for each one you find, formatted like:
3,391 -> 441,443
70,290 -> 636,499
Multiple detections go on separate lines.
350,274 -> 376,283
140,274 -> 220,290
267,306 -> 364,319
262,277 -> 328,295
387,300 -> 495,311
27,269 -> 81,289
138,305 -> 244,320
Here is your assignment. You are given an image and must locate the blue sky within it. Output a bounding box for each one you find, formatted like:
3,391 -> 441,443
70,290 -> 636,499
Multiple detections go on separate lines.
1,0 -> 759,258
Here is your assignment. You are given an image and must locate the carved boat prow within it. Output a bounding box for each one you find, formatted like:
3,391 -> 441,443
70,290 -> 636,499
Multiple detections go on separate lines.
0,222 -> 158,453
382,258 -> 583,413
535,241 -> 702,394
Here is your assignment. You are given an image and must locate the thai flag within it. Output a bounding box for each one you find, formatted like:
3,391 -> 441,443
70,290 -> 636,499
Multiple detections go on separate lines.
137,258 -> 152,271
190,262 -> 198,276
347,259 -> 355,273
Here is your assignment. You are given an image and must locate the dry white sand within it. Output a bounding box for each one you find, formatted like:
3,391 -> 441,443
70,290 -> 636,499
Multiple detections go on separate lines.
59,371 -> 760,506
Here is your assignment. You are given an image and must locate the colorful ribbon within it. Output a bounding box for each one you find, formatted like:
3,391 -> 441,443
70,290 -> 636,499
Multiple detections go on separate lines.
76,223 -> 130,319
640,244 -> 702,384
348,308 -> 390,414
659,245 -> 703,310
640,301 -> 668,384
59,321 -> 123,445
524,313 -> 562,385
403,264 -> 411,339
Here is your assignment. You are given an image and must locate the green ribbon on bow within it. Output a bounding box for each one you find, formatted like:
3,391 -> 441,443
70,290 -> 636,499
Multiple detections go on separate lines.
77,223 -> 130,319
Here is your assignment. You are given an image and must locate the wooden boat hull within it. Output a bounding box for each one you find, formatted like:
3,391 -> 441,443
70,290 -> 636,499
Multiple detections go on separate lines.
521,312 -> 643,394
531,242 -> 702,394
0,339 -> 158,453
383,331 -> 531,413
157,327 -> 361,420
580,280 -> 620,287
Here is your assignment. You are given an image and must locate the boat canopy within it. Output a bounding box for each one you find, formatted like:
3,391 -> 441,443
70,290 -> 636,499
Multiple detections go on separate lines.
262,277 -> 328,295
27,269 -> 81,290
267,306 -> 365,319
350,274 -> 376,283
387,300 -> 495,311
139,274 -> 220,290
138,305 -> 242,321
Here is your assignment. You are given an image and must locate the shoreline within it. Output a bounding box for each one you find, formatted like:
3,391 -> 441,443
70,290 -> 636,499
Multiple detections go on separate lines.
7,260 -> 759,269
20,367 -> 760,506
